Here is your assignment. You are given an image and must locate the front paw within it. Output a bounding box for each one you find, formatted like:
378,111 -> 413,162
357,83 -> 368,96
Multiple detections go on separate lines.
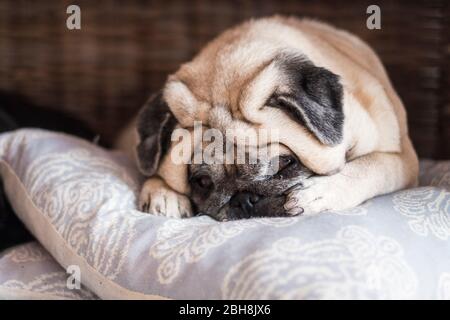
139,178 -> 192,218
284,176 -> 349,215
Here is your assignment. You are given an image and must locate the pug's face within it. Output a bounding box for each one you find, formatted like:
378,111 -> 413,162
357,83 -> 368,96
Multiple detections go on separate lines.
135,20 -> 345,220
188,150 -> 314,220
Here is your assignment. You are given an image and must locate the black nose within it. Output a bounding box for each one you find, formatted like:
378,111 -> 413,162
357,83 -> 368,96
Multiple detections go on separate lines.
229,192 -> 261,219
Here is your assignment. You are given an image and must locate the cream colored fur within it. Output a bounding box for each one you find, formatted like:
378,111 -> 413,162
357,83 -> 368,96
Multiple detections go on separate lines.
116,16 -> 418,217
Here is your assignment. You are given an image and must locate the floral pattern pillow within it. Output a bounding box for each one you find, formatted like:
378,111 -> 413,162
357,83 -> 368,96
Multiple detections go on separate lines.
0,242 -> 96,300
0,129 -> 449,299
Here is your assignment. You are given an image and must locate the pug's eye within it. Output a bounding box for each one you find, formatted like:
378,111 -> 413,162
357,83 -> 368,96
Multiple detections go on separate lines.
276,155 -> 297,173
191,174 -> 214,190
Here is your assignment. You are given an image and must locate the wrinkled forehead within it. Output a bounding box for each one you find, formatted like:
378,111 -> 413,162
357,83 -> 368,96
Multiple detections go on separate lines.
163,52 -> 284,130
193,136 -> 292,161
181,123 -> 292,167
189,142 -> 292,181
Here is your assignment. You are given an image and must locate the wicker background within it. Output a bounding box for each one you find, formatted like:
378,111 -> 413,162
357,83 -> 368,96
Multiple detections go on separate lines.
0,0 -> 448,158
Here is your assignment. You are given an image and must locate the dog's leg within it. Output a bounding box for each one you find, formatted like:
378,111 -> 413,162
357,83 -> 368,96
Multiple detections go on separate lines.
139,176 -> 193,218
284,139 -> 419,214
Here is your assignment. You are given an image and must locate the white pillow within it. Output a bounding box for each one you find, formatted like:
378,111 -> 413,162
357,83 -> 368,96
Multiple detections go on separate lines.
0,242 -> 96,300
1,129 -> 449,299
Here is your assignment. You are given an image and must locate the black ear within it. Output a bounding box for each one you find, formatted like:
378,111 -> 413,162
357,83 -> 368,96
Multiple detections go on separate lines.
270,57 -> 344,146
136,92 -> 178,176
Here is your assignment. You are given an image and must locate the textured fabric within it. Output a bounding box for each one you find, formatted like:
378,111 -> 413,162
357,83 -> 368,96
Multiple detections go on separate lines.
0,129 -> 449,299
0,242 -> 96,300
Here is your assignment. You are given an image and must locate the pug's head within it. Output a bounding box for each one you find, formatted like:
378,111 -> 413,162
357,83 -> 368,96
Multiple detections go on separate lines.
135,19 -> 346,220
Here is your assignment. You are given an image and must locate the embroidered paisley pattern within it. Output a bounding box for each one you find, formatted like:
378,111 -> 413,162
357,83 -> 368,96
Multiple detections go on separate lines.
222,226 -> 417,299
149,216 -> 298,284
3,272 -> 96,300
393,187 -> 450,240
0,242 -> 97,300
23,149 -> 142,279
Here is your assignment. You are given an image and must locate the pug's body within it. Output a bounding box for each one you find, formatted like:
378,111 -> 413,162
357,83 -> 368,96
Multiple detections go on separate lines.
116,16 -> 418,220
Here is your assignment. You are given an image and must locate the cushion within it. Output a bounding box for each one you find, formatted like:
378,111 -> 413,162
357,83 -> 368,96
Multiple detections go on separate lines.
0,129 -> 449,299
0,242 -> 96,300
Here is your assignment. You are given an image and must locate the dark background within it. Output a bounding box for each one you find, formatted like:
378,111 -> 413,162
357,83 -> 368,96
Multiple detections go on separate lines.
0,0 -> 448,158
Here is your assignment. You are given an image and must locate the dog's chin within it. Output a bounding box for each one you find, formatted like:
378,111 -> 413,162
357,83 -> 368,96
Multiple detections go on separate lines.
198,195 -> 289,222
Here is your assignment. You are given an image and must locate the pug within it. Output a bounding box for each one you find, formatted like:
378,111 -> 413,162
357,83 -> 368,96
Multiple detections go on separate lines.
115,16 -> 419,220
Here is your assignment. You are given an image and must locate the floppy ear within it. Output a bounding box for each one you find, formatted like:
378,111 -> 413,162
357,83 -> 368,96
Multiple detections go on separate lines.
136,92 -> 178,176
270,58 -> 344,146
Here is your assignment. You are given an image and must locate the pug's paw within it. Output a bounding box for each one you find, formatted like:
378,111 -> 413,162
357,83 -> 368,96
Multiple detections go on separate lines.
139,178 -> 192,218
284,175 -> 354,215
